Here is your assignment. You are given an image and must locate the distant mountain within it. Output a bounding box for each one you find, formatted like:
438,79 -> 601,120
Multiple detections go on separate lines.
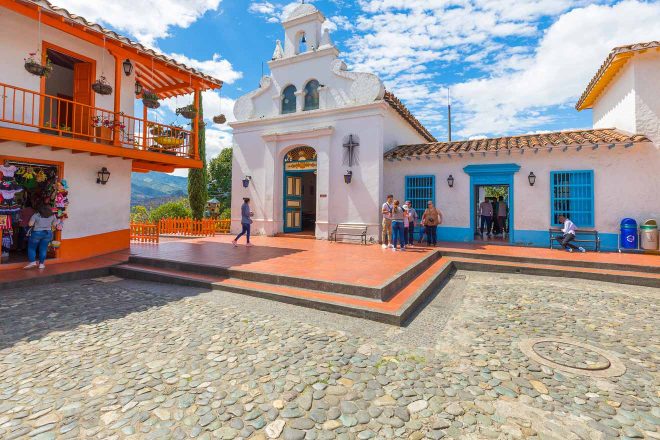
131,172 -> 187,207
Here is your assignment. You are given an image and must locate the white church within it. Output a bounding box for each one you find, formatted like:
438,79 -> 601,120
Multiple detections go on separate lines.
231,3 -> 659,251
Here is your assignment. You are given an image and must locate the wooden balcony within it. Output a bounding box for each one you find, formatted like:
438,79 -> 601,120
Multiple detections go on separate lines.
0,82 -> 201,172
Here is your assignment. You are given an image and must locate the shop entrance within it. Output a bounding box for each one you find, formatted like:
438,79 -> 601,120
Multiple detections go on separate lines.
0,158 -> 62,265
473,185 -> 510,242
283,146 -> 317,233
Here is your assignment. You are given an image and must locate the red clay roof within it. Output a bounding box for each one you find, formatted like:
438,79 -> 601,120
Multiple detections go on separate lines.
383,91 -> 437,143
576,41 -> 660,110
384,128 -> 650,159
14,0 -> 223,97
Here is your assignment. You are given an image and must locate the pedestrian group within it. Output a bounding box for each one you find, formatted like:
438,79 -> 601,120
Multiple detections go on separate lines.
381,195 -> 442,251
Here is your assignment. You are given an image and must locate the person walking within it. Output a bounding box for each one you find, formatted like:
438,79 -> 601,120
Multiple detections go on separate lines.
497,196 -> 508,237
23,204 -> 57,270
405,200 -> 418,247
422,201 -> 442,246
479,197 -> 493,238
390,200 -> 406,250
555,215 -> 586,252
232,198 -> 254,247
381,194 -> 394,248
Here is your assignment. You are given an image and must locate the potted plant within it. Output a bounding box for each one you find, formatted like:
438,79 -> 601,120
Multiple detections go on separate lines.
213,114 -> 226,124
142,90 -> 160,109
175,104 -> 197,120
153,123 -> 187,152
24,52 -> 53,77
92,75 -> 113,95
91,114 -> 125,144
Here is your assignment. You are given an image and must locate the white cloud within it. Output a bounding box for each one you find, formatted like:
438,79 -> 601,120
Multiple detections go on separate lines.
161,91 -> 236,126
451,0 -> 660,136
167,53 -> 242,85
248,1 -> 317,23
52,0 -> 222,47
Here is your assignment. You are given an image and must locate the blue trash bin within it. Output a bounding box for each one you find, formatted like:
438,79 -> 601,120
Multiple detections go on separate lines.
620,218 -> 638,249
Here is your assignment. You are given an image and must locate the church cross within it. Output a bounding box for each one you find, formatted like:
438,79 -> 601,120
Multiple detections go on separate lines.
343,134 -> 359,167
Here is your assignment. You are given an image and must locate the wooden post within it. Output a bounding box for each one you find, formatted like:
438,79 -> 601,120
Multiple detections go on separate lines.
193,88 -> 200,160
142,105 -> 148,150
112,53 -> 122,146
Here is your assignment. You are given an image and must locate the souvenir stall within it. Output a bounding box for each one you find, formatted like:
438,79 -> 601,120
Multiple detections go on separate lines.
0,159 -> 69,264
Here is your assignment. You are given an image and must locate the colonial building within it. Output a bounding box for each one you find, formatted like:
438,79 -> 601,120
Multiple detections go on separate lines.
231,4 -> 659,251
0,0 -> 221,266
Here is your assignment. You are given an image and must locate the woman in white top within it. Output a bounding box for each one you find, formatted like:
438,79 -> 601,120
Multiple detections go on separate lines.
24,205 -> 57,269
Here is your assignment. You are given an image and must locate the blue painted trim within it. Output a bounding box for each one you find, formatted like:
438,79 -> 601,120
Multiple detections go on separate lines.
282,168 -> 316,234
436,226 -> 473,242
464,163 -> 520,243
463,163 -> 521,175
404,175 -> 435,215
549,169 -> 595,228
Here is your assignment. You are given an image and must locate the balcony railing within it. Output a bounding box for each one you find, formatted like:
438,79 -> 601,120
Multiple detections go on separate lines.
0,82 -> 195,159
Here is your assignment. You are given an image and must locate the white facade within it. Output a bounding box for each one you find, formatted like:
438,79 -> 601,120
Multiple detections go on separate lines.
593,50 -> 660,147
231,5 -> 660,250
230,4 -> 427,240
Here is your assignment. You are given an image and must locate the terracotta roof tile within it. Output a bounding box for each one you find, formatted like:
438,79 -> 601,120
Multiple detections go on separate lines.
17,0 -> 223,94
383,92 -> 437,143
576,41 -> 660,110
384,129 -> 650,159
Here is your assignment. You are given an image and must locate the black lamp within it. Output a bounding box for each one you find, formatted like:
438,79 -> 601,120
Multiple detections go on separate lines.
301,34 -> 307,44
447,174 -> 454,188
528,172 -> 536,186
135,81 -> 143,96
123,59 -> 133,76
97,167 -> 111,185
242,176 -> 252,188
344,170 -> 353,184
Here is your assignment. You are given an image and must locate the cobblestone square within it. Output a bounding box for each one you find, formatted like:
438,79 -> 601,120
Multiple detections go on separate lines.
0,271 -> 658,439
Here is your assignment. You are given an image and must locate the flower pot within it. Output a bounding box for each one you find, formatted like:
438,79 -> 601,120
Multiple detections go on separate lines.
154,136 -> 184,149
213,114 -> 226,124
94,126 -> 113,145
24,61 -> 52,77
142,98 -> 160,109
92,80 -> 113,95
178,110 -> 197,120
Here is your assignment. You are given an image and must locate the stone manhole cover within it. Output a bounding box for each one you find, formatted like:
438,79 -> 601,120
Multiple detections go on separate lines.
519,338 -> 626,378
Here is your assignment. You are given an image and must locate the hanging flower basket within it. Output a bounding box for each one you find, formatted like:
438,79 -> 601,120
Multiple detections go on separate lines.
142,90 -> 160,109
213,114 -> 226,124
92,76 -> 113,95
154,136 -> 184,149
24,53 -> 53,78
175,104 -> 197,120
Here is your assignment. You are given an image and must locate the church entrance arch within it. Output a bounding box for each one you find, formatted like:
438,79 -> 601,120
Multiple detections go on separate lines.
283,146 -> 317,233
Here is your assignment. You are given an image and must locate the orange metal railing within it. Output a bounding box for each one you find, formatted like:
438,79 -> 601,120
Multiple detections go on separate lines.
0,82 -> 194,159
130,223 -> 160,243
215,219 -> 231,234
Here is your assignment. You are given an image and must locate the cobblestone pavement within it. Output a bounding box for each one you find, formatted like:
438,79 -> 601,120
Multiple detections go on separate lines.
0,272 -> 658,440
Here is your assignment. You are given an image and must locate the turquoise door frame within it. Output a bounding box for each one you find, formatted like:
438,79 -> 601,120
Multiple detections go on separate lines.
283,166 -> 316,233
463,164 -> 521,243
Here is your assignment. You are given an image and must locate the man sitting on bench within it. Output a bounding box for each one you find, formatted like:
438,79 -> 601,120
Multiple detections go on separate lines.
556,215 -> 586,253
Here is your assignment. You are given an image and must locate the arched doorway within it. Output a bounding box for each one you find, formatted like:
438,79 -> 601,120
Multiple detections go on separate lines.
283,146 -> 317,233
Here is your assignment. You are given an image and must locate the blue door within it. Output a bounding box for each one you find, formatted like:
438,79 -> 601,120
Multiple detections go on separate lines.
284,173 -> 303,232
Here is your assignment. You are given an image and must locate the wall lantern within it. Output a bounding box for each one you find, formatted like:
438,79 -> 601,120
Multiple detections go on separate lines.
447,174 -> 454,188
135,81 -> 143,96
242,176 -> 252,188
528,172 -> 536,186
96,167 -> 111,185
344,170 -> 353,184
123,59 -> 133,76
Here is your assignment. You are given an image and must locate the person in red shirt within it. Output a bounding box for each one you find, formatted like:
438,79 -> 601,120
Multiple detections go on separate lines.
18,199 -> 36,251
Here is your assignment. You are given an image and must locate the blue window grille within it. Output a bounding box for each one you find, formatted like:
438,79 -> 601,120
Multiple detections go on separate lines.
550,170 -> 594,227
405,175 -> 435,215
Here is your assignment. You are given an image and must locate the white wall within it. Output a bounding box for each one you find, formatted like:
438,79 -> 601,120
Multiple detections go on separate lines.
384,143 -> 660,244
633,51 -> 660,147
0,8 -> 137,125
0,142 -> 131,240
592,62 -> 636,134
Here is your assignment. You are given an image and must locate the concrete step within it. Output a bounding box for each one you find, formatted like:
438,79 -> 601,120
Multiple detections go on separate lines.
112,257 -> 455,326
126,251 -> 441,300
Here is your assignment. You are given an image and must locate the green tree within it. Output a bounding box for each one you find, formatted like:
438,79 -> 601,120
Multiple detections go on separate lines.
149,199 -> 192,223
188,92 -> 208,220
130,205 -> 150,223
208,147 -> 232,204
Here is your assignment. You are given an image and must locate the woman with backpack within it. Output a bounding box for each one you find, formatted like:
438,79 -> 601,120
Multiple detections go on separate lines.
422,201 -> 442,247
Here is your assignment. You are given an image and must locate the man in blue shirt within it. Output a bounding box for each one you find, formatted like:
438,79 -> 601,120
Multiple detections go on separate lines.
232,198 -> 254,247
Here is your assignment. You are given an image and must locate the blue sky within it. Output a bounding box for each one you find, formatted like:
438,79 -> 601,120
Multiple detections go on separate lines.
55,0 -> 660,161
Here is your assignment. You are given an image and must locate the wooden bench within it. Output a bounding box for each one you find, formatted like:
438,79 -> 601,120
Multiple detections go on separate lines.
549,228 -> 600,252
331,224 -> 368,245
